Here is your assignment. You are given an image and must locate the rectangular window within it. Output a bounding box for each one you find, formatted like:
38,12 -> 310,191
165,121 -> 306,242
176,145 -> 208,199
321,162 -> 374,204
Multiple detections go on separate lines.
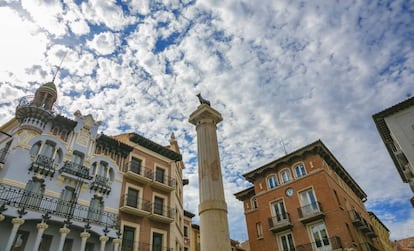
256,222 -> 263,238
184,226 -> 188,237
310,222 -> 331,251
127,188 -> 139,208
279,232 -> 295,251
252,198 -> 258,209
88,196 -> 103,223
271,200 -> 287,223
56,186 -> 75,216
299,189 -> 319,216
85,242 -> 94,251
130,157 -> 142,174
154,196 -> 164,215
38,234 -> 53,251
21,179 -> 44,209
63,239 -> 73,251
152,232 -> 163,251
12,230 -> 30,251
155,167 -> 165,183
122,226 -> 135,251
281,170 -> 292,183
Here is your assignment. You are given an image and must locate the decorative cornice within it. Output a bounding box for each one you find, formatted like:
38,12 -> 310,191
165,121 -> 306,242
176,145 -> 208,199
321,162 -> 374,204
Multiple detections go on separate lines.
129,133 -> 182,161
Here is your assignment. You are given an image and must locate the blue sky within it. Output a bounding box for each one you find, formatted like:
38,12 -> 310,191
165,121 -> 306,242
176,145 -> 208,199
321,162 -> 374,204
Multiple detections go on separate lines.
0,0 -> 413,241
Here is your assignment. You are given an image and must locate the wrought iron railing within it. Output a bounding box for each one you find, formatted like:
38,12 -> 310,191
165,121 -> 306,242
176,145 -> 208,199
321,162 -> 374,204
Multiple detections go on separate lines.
295,236 -> 342,251
152,203 -> 175,219
298,201 -> 323,218
120,194 -> 152,212
17,95 -> 60,116
121,240 -> 173,251
154,173 -> 176,188
29,154 -> 56,177
126,162 -> 154,180
59,161 -> 92,180
0,184 -> 118,227
268,212 -> 291,228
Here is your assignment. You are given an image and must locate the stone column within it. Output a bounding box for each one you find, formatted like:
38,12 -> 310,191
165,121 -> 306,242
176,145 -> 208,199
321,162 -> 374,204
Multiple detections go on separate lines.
33,222 -> 48,250
80,231 -> 91,251
99,235 -> 109,251
189,103 -> 231,251
5,218 -> 25,251
57,227 -> 70,251
112,238 -> 121,251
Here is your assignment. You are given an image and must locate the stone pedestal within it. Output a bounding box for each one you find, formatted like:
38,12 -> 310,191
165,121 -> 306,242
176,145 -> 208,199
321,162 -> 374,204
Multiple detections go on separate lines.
189,103 -> 231,251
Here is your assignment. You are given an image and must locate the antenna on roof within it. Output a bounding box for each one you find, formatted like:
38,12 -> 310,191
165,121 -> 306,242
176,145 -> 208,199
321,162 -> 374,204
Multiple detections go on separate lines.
52,50 -> 68,83
280,139 -> 288,155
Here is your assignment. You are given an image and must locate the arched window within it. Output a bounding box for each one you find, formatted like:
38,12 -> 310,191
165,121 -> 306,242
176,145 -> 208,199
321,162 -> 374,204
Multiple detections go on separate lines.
41,141 -> 55,158
30,142 -> 41,156
280,169 -> 292,184
294,163 -> 306,178
267,174 -> 278,189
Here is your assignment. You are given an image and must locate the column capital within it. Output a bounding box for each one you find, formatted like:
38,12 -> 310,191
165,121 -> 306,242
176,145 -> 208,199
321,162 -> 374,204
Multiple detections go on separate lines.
0,214 -> 5,222
80,231 -> 91,239
189,104 -> 223,126
37,222 -> 49,230
59,227 -> 71,235
112,238 -> 122,244
99,235 -> 109,242
11,217 -> 25,225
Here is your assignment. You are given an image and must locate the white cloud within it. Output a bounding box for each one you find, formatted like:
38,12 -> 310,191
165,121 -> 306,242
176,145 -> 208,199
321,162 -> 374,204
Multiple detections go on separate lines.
86,32 -> 120,55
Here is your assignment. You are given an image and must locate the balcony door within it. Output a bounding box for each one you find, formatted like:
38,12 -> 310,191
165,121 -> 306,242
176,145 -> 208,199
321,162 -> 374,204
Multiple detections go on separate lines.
310,222 -> 331,251
272,200 -> 287,223
299,189 -> 318,216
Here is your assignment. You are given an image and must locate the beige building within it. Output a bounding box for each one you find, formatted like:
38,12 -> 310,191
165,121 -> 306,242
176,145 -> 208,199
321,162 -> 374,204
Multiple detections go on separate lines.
113,132 -> 185,251
368,212 -> 393,251
373,96 -> 414,206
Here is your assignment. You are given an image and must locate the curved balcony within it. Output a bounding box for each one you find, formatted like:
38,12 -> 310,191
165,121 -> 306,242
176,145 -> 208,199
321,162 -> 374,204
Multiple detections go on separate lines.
90,175 -> 112,195
0,184 -> 118,228
59,161 -> 92,181
15,95 -> 61,128
29,154 -> 56,178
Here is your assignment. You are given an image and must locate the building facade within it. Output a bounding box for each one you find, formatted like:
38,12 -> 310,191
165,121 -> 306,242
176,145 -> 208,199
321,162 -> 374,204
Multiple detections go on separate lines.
0,81 -> 189,251
368,212 -> 393,251
113,132 -> 185,251
0,82 -> 132,250
373,96 -> 414,206
235,140 -> 387,251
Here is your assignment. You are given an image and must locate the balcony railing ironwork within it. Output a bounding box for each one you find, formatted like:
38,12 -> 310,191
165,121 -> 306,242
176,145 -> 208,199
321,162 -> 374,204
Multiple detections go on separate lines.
359,242 -> 379,251
120,194 -> 152,212
59,161 -> 92,180
298,201 -> 324,223
125,163 -> 154,180
152,203 -> 175,219
90,174 -> 112,195
0,184 -> 118,227
268,212 -> 293,232
296,236 -> 342,251
154,173 -> 176,188
17,95 -> 60,116
29,154 -> 56,178
121,240 -> 173,251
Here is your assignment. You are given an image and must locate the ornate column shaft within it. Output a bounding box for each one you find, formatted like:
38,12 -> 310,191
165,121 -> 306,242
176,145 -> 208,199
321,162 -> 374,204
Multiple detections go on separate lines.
33,222 -> 48,250
57,227 -> 70,251
112,238 -> 121,251
189,103 -> 231,251
5,218 -> 25,251
99,235 -> 109,251
80,231 -> 91,251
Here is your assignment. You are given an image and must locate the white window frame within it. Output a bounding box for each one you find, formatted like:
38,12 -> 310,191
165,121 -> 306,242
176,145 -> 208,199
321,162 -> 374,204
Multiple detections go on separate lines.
294,163 -> 307,178
280,169 -> 292,184
267,174 -> 279,189
278,232 -> 295,251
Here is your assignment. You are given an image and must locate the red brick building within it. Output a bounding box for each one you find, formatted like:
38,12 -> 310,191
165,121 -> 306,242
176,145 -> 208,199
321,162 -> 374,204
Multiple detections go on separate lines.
235,140 -> 385,251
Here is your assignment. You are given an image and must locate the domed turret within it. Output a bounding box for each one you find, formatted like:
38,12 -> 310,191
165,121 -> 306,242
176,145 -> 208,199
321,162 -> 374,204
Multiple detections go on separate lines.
15,81 -> 60,133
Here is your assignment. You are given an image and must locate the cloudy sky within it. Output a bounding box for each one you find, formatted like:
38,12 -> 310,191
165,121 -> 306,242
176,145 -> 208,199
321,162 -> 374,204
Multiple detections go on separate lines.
1,0 -> 413,241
